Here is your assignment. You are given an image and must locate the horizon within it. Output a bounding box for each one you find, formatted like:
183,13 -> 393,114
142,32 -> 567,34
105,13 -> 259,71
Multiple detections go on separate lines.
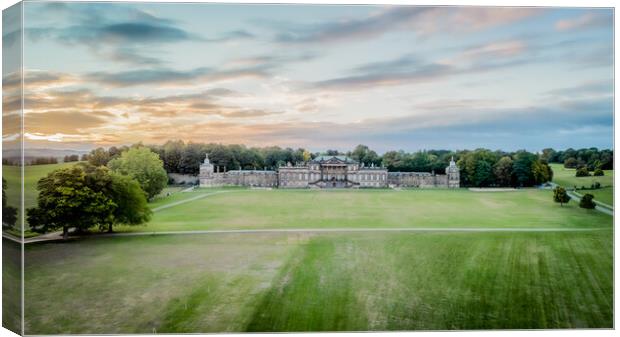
7,143 -> 614,159
3,3 -> 614,153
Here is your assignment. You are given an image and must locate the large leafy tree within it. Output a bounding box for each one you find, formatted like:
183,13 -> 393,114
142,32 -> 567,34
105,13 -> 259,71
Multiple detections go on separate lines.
108,147 -> 168,200
27,165 -> 116,239
27,164 -> 151,238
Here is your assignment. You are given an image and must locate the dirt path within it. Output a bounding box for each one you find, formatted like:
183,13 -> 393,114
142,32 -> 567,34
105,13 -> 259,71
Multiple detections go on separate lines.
548,182 -> 613,216
151,190 -> 235,212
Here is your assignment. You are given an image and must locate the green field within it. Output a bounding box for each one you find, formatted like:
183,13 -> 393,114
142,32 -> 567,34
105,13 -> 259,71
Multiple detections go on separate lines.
24,230 -> 612,333
550,163 -> 613,205
22,187 -> 613,333
116,188 -> 611,232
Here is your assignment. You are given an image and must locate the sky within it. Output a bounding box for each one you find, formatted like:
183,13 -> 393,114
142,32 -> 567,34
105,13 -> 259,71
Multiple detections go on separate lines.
2,2 -> 614,153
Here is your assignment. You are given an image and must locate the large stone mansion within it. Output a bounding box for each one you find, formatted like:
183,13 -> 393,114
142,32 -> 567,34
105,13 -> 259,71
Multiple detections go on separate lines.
199,154 -> 460,189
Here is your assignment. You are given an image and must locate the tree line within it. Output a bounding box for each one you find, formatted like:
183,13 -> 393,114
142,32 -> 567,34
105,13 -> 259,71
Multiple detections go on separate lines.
541,147 -> 613,170
78,142 -> 598,188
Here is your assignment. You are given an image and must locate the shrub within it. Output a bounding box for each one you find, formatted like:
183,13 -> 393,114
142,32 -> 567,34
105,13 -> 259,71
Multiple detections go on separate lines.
553,186 -> 570,207
575,167 -> 590,177
591,182 -> 601,189
564,157 -> 578,168
593,168 -> 604,176
579,193 -> 596,209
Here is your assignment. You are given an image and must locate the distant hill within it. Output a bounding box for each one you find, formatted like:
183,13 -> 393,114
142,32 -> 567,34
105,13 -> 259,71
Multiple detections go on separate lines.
3,148 -> 90,163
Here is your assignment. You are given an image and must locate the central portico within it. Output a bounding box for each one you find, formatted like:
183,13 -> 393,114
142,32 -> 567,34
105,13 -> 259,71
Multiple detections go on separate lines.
278,155 -> 387,188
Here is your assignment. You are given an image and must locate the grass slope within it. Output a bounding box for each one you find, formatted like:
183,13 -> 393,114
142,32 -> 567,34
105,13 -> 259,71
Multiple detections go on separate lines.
550,163 -> 613,205
3,238 -> 22,334
24,231 -> 613,333
117,188 -> 611,233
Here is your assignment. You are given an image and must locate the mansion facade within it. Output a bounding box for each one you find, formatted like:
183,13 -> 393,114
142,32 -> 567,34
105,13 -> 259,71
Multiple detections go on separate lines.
199,154 -> 460,189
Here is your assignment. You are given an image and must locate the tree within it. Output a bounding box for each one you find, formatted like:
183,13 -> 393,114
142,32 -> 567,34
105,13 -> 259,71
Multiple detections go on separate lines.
108,147 -> 168,200
563,157 -> 578,168
27,165 -> 116,239
302,150 -> 312,163
553,186 -> 571,207
382,151 -> 404,171
27,164 -> 151,238
325,149 -> 341,156
108,146 -> 125,160
350,145 -> 381,166
106,173 -> 151,232
88,147 -> 111,166
593,168 -> 604,176
2,178 -> 17,229
532,160 -> 552,184
579,193 -> 596,209
575,167 -> 590,177
63,154 -> 79,162
540,148 -> 556,162
457,149 -> 497,187
178,143 -> 205,174
493,156 -> 514,187
513,151 -> 536,187
161,140 -> 185,173
473,160 -> 493,187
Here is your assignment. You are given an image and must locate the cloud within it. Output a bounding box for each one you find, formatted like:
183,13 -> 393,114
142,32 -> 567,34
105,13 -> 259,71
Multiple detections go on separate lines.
3,69 -> 78,92
312,54 -> 527,91
458,40 -> 526,60
226,96 -> 613,152
273,6 -> 538,44
314,61 -> 455,90
555,12 -> 612,31
310,37 -> 533,92
82,51 -> 312,87
25,110 -> 114,134
545,79 -> 613,98
86,65 -> 271,87
24,3 -> 255,66
350,54 -> 421,74
107,48 -> 165,66
96,22 -> 194,43
203,30 -> 256,42
22,86 -> 282,124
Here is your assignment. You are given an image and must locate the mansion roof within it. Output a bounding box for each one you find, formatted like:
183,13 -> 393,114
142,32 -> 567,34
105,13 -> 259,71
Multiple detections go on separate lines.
311,155 -> 356,164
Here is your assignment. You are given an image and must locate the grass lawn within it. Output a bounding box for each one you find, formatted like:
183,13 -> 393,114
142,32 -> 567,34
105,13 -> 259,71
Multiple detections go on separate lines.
24,230 -> 613,333
116,188 -> 611,233
3,238 -> 22,334
550,163 -> 613,205
17,186 -> 615,333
